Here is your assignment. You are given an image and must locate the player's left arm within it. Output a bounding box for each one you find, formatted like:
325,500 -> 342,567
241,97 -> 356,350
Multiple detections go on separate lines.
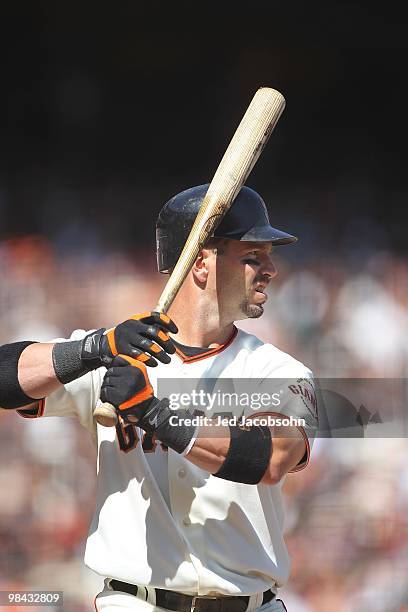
100,356 -> 313,486
183,422 -> 306,485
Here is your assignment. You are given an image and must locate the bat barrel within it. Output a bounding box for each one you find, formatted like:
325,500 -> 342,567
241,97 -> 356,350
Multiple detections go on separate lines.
154,87 -> 285,315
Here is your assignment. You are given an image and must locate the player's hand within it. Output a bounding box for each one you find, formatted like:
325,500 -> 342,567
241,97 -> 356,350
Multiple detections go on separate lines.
82,311 -> 178,370
100,355 -> 161,424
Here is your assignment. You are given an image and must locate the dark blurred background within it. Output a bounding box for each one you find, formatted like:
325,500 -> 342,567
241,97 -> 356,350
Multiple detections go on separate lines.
0,3 -> 407,611
0,1 -> 406,256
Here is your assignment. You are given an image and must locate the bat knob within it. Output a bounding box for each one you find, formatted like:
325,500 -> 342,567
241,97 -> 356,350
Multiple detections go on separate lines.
94,402 -> 118,427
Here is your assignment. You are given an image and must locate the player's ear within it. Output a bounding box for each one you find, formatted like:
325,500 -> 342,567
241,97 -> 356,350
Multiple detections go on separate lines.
192,249 -> 210,284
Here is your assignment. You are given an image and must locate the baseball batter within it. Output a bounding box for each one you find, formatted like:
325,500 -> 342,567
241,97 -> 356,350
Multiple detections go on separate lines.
17,185 -> 318,612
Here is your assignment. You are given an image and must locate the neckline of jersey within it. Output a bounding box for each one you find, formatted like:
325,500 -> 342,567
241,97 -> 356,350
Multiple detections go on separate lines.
174,326 -> 238,364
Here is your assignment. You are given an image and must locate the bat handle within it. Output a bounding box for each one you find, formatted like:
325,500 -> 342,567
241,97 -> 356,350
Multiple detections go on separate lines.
94,399 -> 118,427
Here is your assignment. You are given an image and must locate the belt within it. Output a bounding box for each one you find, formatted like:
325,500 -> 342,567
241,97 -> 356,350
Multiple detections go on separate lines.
109,580 -> 275,612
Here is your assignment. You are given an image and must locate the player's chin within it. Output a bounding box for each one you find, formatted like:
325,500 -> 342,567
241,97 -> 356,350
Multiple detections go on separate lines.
247,304 -> 264,318
239,299 -> 264,319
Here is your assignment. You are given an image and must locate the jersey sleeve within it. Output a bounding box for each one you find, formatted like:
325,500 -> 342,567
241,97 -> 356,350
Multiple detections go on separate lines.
276,367 -> 318,437
241,355 -> 318,472
274,367 -> 318,472
17,330 -> 105,437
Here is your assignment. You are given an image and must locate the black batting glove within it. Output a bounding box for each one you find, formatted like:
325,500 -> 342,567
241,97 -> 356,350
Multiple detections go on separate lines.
81,311 -> 178,370
100,355 -> 196,454
100,354 -> 161,424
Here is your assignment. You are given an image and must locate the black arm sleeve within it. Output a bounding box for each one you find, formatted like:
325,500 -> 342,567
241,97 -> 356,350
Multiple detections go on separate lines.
0,341 -> 38,408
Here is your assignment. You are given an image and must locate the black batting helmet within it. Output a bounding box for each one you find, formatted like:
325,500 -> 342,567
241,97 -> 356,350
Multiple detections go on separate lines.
156,184 -> 297,273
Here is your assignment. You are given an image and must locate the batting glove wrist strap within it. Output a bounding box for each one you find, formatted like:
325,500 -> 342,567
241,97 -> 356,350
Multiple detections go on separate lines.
137,398 -> 197,455
81,328 -> 112,368
52,328 -> 107,385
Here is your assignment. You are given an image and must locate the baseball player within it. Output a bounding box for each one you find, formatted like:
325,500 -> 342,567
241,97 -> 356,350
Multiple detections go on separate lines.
17,185 -> 318,612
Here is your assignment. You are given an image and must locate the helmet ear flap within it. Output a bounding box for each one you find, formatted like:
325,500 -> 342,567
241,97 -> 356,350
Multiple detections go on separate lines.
156,230 -> 174,274
156,185 -> 211,274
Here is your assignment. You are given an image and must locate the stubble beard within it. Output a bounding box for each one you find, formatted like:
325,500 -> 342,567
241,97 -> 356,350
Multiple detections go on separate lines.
239,298 -> 264,319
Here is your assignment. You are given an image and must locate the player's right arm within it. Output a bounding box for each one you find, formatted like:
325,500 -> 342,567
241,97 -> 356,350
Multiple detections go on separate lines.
0,312 -> 177,410
0,341 -> 57,409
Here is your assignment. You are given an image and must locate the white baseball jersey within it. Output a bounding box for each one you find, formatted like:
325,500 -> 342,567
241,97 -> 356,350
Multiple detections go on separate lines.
20,327 -> 317,596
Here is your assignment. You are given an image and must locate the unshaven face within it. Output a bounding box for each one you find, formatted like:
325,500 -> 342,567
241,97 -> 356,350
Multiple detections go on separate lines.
208,240 -> 277,322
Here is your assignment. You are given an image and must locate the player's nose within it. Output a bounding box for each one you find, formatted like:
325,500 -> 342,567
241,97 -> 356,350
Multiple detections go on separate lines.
261,255 -> 277,280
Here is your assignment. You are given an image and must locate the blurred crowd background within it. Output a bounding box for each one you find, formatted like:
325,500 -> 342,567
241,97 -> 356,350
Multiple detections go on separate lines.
0,2 -> 407,611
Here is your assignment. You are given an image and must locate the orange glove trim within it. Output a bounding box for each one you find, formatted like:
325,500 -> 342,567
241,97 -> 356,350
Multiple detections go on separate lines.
117,356 -> 154,411
130,311 -> 152,321
106,328 -> 118,356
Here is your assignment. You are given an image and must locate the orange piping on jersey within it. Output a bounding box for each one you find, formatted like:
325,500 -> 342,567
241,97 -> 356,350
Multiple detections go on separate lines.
16,398 -> 45,419
244,410 -> 310,473
37,398 -> 45,417
175,326 -> 238,364
288,426 -> 310,472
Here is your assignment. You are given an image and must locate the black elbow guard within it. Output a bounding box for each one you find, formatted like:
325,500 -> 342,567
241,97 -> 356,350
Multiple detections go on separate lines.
214,424 -> 272,485
0,341 -> 38,408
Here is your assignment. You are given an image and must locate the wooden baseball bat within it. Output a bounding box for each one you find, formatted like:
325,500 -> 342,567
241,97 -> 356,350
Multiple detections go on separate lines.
94,87 -> 285,427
